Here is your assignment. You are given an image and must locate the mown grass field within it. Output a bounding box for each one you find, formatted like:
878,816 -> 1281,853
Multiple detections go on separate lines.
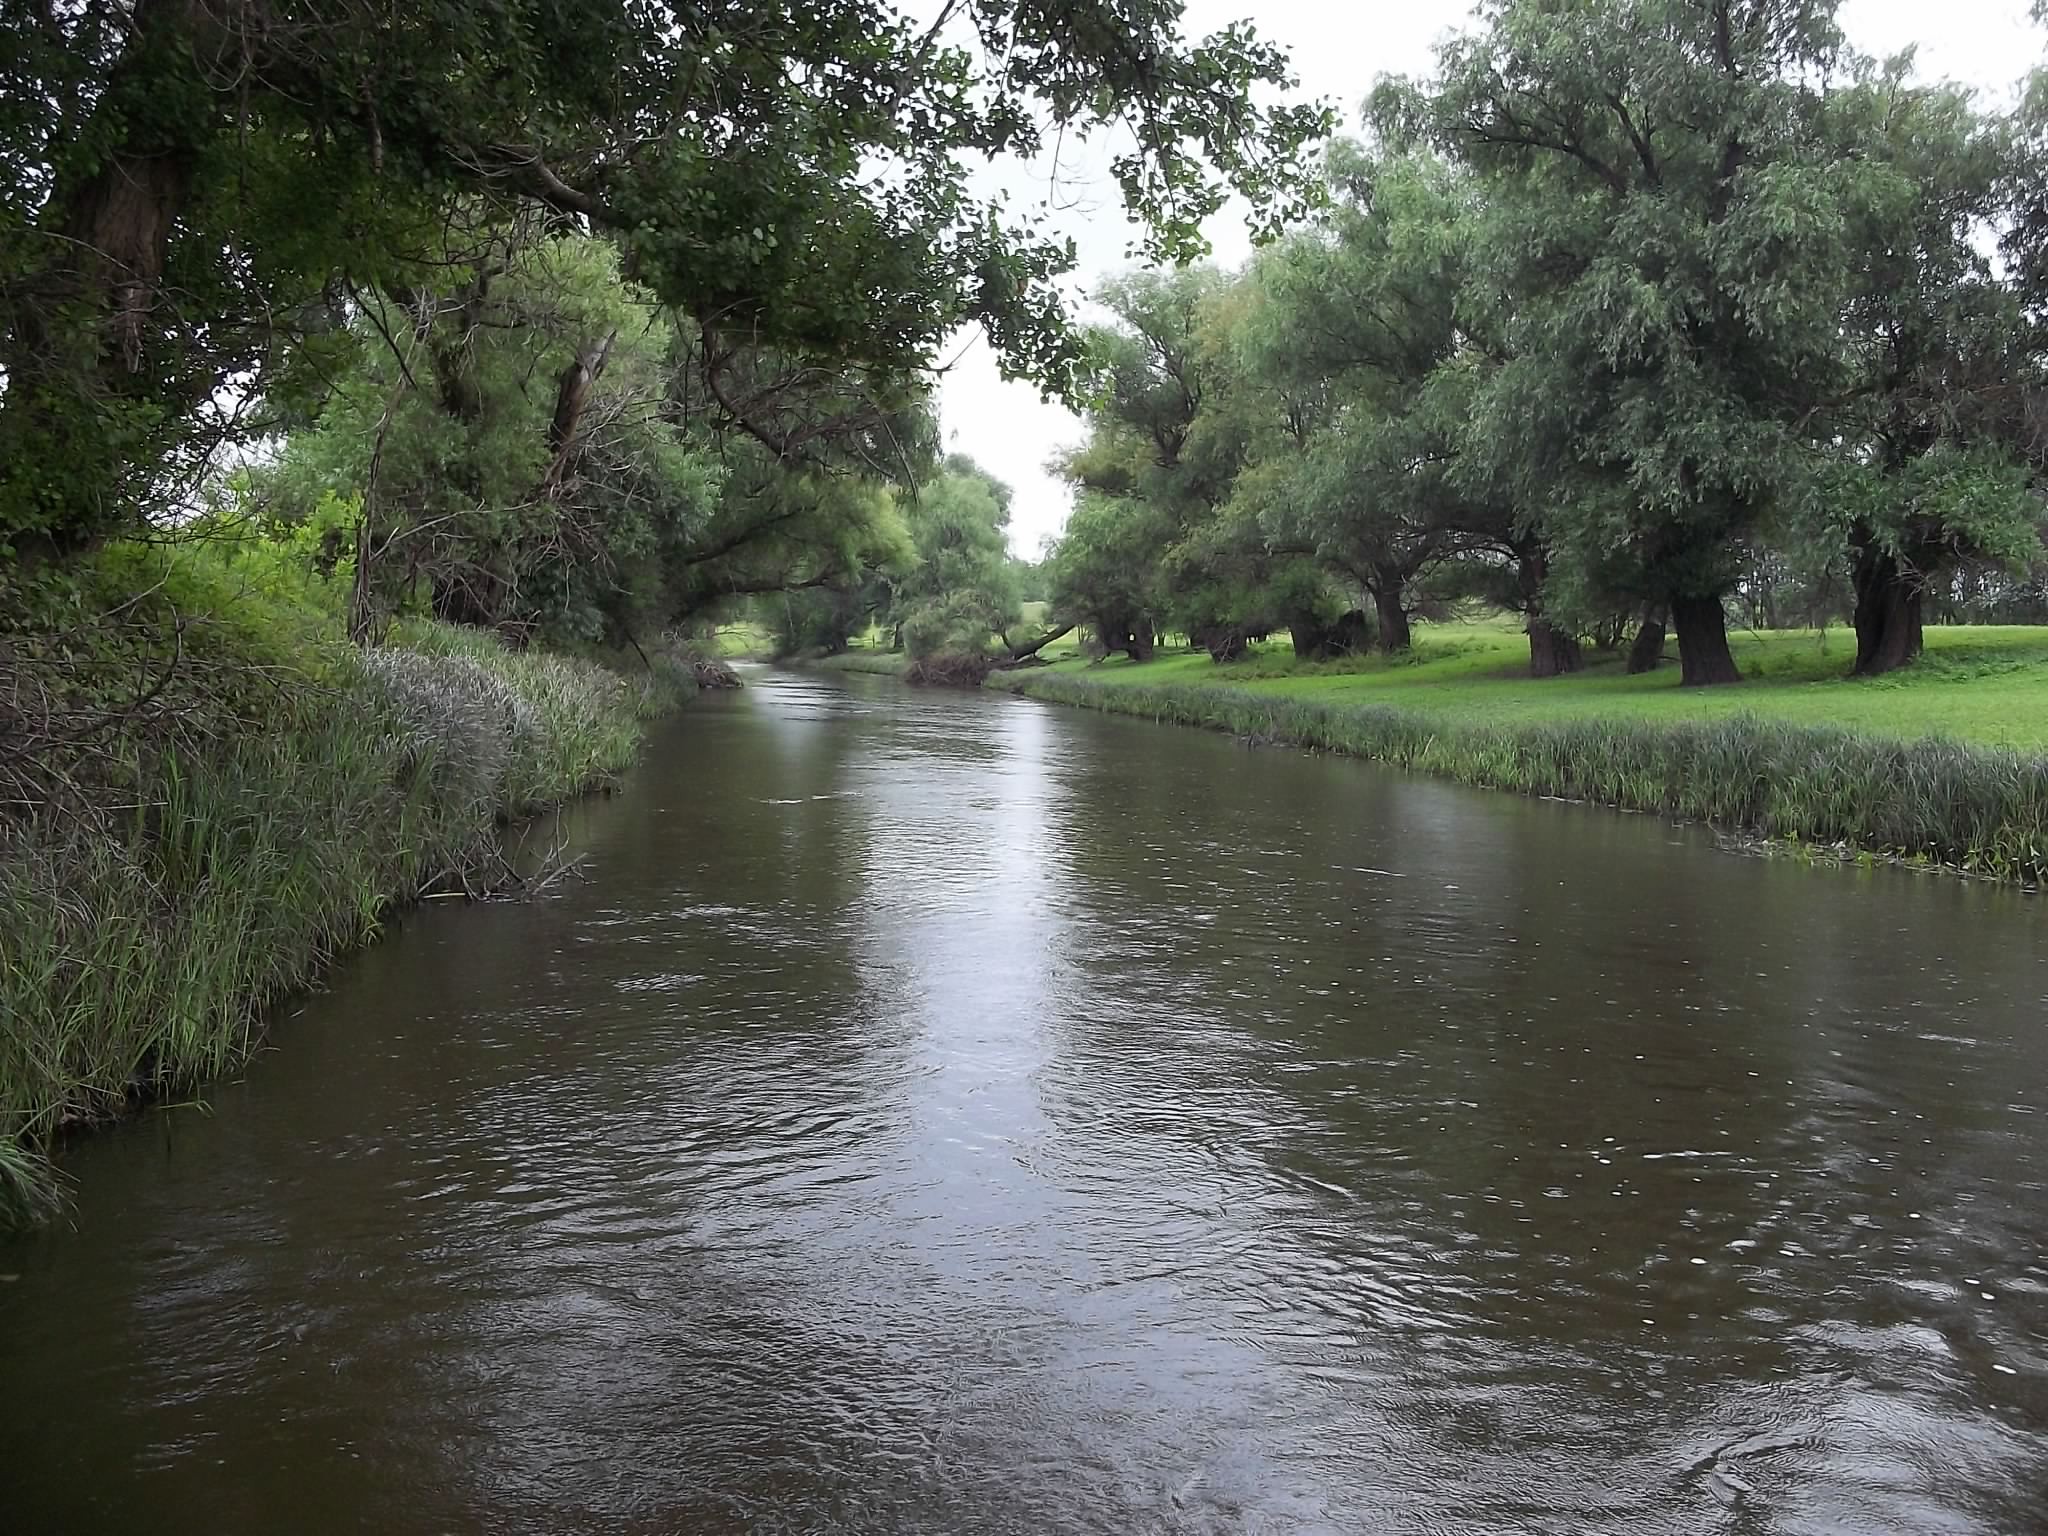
1025,621 -> 2048,748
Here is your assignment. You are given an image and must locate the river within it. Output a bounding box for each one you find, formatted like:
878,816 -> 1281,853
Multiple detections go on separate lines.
3,669 -> 2046,1533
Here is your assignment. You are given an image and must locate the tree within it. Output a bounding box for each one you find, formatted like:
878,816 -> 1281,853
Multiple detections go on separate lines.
1,0 -> 1330,558
887,456 -> 1023,658
1814,67 -> 2045,675
1240,148 -> 1515,659
1415,0 -> 1866,685
1061,267 -> 1338,660
1045,492 -> 1175,659
245,227 -> 911,645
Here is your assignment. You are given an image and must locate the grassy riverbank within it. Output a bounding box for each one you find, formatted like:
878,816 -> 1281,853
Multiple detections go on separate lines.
1,542 -> 692,1226
1015,623 -> 2048,746
987,624 -> 2048,886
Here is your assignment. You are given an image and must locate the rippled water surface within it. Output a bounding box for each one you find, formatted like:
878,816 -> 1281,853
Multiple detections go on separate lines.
5,670 -> 2048,1533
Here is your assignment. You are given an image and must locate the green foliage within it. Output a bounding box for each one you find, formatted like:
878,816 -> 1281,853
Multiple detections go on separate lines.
1236,145 -> 1491,650
770,583 -> 885,658
1045,492 -> 1177,656
889,458 -> 1022,658
1,0 -> 1330,551
1053,266 -> 1342,657
246,233 -> 721,644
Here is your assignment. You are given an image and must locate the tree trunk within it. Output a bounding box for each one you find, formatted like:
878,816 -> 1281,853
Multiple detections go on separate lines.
1191,623 -> 1248,662
993,623 -> 1073,667
1851,549 -> 1925,676
1009,623 -> 1073,660
1527,618 -> 1583,678
1371,583 -> 1412,654
1093,613 -> 1153,662
0,0 -> 208,550
1513,539 -> 1579,677
1625,607 -> 1668,674
540,332 -> 616,490
1670,593 -> 1741,686
1291,610 -> 1370,658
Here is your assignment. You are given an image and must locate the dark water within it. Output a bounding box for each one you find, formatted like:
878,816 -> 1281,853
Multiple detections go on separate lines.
5,671 -> 2048,1534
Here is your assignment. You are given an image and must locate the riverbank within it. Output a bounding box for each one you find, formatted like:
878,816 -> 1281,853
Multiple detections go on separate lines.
0,541 -> 694,1226
986,643 -> 2048,888
812,652 -> 911,678
1013,623 -> 2048,745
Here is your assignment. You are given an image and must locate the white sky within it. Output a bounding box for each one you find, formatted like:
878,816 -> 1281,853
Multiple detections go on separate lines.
938,0 -> 2046,557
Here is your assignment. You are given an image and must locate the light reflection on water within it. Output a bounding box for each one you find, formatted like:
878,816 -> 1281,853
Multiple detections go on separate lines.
3,668 -> 2046,1534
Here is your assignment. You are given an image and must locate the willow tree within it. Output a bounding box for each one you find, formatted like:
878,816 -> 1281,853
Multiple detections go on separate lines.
1061,268 -> 1337,658
886,457 -> 1024,658
1821,69 -> 2044,674
0,0 -> 1330,558
1413,0 -> 1865,685
1044,492 -> 1176,660
242,228 -> 925,646
1237,147 -> 1493,659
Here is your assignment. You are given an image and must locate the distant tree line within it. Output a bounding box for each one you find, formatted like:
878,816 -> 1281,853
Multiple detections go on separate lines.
765,453 -> 1042,660
1040,0 -> 2048,682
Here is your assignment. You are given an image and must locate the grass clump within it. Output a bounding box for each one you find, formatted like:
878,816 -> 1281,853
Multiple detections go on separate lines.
0,543 -> 690,1228
989,671 -> 2048,884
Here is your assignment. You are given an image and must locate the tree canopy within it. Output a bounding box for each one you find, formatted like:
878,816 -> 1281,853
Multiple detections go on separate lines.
0,0 -> 1331,554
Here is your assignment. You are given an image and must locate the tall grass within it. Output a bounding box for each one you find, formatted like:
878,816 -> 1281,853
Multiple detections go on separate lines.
0,618 -> 689,1227
990,672 -> 2048,883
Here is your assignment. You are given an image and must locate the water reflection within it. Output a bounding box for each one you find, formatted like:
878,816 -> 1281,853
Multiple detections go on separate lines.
2,669 -> 2045,1534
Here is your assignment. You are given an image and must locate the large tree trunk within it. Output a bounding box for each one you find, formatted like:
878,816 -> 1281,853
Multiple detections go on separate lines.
1371,582 -> 1412,654
1527,618 -> 1583,678
1851,548 -> 1926,677
1008,623 -> 1073,660
0,0 -> 209,551
1093,613 -> 1153,662
1670,593 -> 1741,686
1289,609 -> 1370,659
1513,539 -> 1579,677
1192,623 -> 1248,662
1625,606 -> 1668,673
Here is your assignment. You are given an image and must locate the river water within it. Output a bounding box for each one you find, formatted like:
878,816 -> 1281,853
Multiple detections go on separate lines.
3,670 -> 2046,1533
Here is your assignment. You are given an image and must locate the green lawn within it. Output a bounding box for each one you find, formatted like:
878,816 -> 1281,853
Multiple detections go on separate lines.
1028,622 -> 2048,748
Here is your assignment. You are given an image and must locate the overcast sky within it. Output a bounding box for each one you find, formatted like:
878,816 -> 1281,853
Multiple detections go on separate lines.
939,0 -> 2046,557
